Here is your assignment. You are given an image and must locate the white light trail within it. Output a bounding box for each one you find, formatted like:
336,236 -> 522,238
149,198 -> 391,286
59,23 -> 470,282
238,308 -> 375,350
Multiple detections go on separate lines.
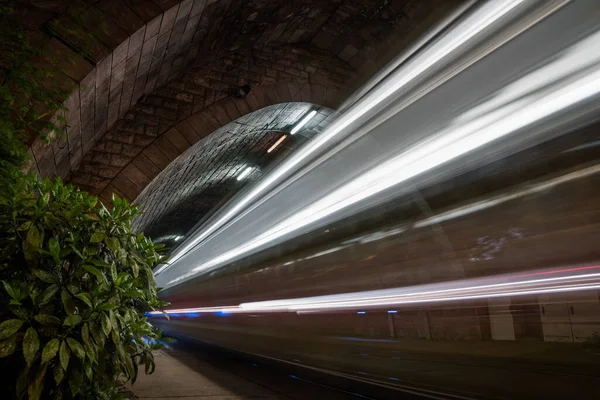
236,166 -> 253,181
291,110 -> 317,135
167,64 -> 600,286
158,1 -> 522,276
148,265 -> 600,315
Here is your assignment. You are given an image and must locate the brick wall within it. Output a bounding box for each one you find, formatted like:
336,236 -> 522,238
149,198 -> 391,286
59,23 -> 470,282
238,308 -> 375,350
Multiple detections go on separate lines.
68,45 -> 352,204
21,0 -> 456,184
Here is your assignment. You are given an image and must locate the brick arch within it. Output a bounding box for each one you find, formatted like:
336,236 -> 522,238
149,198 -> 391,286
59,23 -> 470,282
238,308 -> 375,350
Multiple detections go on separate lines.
69,45 -> 354,205
22,0 -> 454,182
28,0 -> 214,179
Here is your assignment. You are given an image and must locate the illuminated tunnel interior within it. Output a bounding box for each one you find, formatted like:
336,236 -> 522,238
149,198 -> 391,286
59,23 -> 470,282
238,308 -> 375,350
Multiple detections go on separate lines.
123,0 -> 600,398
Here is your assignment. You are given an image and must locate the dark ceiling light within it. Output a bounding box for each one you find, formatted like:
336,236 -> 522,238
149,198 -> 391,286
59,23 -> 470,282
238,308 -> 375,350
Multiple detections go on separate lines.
235,84 -> 251,98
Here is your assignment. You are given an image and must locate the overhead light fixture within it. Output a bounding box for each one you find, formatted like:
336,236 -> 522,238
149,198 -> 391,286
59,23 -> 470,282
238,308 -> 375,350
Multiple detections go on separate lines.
174,235 -> 184,241
290,110 -> 317,135
237,166 -> 253,181
267,135 -> 287,153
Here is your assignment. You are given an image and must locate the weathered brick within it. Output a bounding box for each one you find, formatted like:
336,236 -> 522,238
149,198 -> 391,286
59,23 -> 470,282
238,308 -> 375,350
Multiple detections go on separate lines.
110,154 -> 132,167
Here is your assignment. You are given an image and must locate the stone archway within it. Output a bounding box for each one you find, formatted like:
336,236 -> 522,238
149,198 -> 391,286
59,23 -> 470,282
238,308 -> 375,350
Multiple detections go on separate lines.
23,0 -> 456,190
68,45 -> 353,205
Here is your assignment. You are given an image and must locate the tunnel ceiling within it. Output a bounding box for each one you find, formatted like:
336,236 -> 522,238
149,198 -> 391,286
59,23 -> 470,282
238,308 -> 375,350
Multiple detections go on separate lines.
13,0 -> 459,242
132,102 -> 332,246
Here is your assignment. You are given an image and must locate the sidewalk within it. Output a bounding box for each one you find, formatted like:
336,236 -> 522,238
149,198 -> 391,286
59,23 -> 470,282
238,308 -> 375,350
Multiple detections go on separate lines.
131,350 -> 283,400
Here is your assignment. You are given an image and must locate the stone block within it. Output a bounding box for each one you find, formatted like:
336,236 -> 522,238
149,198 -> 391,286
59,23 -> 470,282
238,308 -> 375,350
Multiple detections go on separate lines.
175,120 -> 201,145
143,144 -> 171,170
222,100 -> 242,121
244,91 -> 261,112
176,0 -> 194,22
97,165 -> 122,179
110,153 -> 132,167
140,35 -> 158,67
121,143 -> 143,158
263,85 -> 281,104
110,58 -> 126,93
159,5 -> 179,36
155,135 -> 181,161
128,26 -> 146,59
276,84 -> 292,102
207,103 -> 231,127
122,163 -> 152,188
111,174 -> 141,200
94,83 -> 109,134
190,0 -> 207,18
155,107 -> 178,120
231,97 -> 251,117
146,14 -> 163,40
113,38 -> 130,67
132,153 -> 162,180
165,127 -> 190,153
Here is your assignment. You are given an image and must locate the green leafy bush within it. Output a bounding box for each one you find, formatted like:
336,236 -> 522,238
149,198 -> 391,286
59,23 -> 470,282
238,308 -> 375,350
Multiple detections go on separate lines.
0,171 -> 169,399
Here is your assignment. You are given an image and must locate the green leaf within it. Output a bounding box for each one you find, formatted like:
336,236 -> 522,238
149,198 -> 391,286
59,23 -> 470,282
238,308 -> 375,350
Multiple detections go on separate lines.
34,314 -> 61,326
28,364 -> 47,400
42,338 -> 60,363
53,363 -> 64,384
89,322 -> 104,350
38,284 -> 59,305
64,315 -> 82,327
48,237 -> 60,262
69,366 -> 83,395
32,269 -> 58,284
104,237 -> 119,252
67,284 -> 80,295
97,302 -> 117,311
59,340 -> 70,371
0,335 -> 19,358
84,361 -> 93,380
88,258 -> 108,267
83,264 -> 104,282
111,328 -> 120,345
61,288 -> 76,315
110,262 -> 118,282
131,260 -> 139,278
16,367 -> 29,397
75,292 -> 92,308
90,232 -> 105,243
23,327 -> 39,366
25,224 -> 41,249
0,319 -> 24,340
66,337 -> 85,359
81,323 -> 91,350
101,313 -> 111,336
2,280 -> 19,300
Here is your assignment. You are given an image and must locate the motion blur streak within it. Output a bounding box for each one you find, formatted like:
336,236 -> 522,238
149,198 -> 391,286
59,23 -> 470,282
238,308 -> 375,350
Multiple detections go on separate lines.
168,30 -> 600,286
157,0 -> 523,276
149,265 -> 600,315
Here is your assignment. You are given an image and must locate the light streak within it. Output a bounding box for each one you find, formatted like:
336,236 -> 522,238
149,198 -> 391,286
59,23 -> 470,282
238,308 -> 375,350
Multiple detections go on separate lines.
237,166 -> 253,181
148,265 -> 600,316
157,1 -> 523,277
168,63 -> 600,286
267,135 -> 287,153
290,110 -> 317,135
